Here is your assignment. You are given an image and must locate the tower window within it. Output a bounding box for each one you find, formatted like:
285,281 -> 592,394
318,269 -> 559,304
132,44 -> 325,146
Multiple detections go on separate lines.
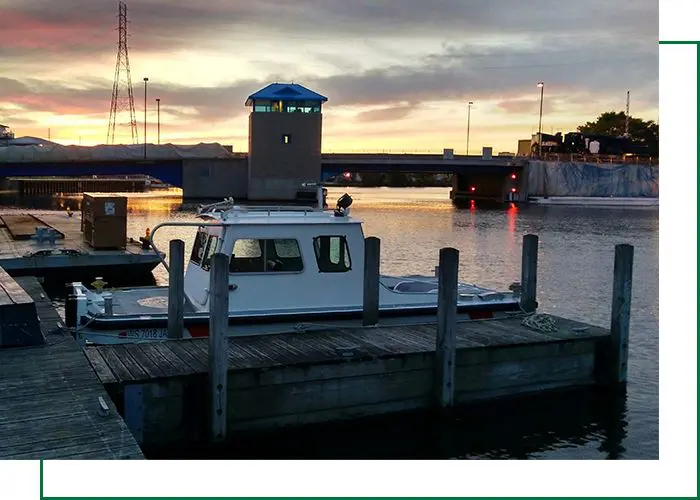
282,134 -> 291,144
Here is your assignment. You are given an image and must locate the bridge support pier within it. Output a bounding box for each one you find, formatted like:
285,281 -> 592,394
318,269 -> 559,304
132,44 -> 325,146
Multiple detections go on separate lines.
450,172 -> 520,206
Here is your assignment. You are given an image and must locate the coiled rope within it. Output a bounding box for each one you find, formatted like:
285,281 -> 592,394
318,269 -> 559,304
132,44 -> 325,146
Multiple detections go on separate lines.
520,312 -> 558,333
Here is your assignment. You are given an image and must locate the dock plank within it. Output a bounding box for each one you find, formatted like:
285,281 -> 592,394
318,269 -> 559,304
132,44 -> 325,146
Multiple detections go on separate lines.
122,344 -> 171,379
84,348 -> 118,384
111,344 -> 150,381
150,342 -> 199,376
99,346 -> 136,383
167,339 -> 209,373
0,277 -> 144,460
0,213 -> 58,240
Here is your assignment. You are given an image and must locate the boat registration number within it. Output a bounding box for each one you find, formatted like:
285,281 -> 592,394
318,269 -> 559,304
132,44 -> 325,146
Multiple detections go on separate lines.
119,328 -> 169,340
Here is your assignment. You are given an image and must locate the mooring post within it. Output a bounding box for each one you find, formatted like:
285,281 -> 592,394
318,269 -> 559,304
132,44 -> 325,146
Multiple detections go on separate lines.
609,244 -> 634,384
208,252 -> 229,442
363,236 -> 381,326
167,239 -> 185,340
435,247 -> 459,408
103,293 -> 113,316
520,234 -> 539,313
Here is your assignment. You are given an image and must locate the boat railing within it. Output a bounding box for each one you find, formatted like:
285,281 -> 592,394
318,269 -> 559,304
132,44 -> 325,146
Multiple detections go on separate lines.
227,205 -> 321,215
148,220 -> 229,273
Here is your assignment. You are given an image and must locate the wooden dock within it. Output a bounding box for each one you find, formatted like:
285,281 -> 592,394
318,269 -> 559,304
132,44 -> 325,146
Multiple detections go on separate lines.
0,276 -> 144,459
84,314 -> 611,449
0,211 -> 162,279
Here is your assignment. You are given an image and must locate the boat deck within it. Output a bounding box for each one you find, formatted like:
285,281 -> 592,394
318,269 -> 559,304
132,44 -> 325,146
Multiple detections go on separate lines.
0,211 -> 162,277
0,277 -> 144,459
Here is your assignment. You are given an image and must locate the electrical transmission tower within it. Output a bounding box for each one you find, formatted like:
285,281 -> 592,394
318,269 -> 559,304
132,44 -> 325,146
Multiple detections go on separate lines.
107,1 -> 138,144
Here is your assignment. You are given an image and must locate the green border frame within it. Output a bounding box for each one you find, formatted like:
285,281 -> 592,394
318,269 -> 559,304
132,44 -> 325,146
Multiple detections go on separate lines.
29,40 -> 697,500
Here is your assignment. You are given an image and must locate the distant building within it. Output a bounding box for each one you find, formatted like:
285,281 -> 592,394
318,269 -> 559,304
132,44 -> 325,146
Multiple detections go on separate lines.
245,83 -> 328,201
517,139 -> 531,156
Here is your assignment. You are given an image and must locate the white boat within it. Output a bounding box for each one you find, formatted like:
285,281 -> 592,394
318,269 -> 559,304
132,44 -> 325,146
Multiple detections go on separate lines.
67,188 -> 523,345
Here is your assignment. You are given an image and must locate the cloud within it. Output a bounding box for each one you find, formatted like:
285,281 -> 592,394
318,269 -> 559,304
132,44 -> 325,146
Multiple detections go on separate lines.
0,0 -> 658,60
354,104 -> 420,122
0,0 -> 658,150
0,76 -> 256,123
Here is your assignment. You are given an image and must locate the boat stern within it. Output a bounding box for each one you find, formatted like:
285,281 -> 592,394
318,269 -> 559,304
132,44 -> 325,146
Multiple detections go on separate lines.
65,281 -> 107,329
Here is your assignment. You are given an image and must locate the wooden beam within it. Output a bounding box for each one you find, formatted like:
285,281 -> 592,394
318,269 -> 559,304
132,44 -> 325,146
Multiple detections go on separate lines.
167,239 -> 185,340
609,243 -> 634,384
435,247 -> 459,408
208,252 -> 229,442
520,234 -> 539,313
362,236 -> 380,326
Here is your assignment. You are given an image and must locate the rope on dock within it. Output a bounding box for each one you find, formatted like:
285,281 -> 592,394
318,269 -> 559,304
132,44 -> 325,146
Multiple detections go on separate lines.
520,313 -> 558,333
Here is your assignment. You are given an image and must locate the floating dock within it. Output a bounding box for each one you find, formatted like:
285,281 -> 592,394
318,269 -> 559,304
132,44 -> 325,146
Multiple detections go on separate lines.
84,315 -> 612,450
0,211 -> 162,280
0,275 -> 143,459
528,196 -> 658,207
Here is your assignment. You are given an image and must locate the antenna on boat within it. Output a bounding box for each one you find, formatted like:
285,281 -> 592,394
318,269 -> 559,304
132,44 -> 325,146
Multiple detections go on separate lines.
301,182 -> 326,211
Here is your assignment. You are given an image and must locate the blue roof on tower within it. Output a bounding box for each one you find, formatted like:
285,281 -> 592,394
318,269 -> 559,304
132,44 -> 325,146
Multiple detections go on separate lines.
245,83 -> 328,106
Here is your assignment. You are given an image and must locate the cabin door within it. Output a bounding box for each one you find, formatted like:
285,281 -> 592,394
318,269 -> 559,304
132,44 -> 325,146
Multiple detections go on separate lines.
185,230 -> 224,307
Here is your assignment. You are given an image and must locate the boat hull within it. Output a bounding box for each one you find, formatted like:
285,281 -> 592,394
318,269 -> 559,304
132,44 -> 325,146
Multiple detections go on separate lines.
76,305 -> 521,345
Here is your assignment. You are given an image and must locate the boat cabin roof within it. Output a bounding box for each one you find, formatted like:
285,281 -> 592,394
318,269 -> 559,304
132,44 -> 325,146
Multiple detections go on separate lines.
198,206 -> 361,226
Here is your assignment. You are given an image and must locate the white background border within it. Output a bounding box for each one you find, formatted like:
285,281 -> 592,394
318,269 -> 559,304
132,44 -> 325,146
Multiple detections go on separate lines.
4,0 -> 698,498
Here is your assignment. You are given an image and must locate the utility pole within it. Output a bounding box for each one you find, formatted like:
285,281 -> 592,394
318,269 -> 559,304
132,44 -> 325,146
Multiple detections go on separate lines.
466,101 -> 473,155
156,98 -> 161,144
624,90 -> 630,138
536,82 -> 544,156
143,77 -> 149,159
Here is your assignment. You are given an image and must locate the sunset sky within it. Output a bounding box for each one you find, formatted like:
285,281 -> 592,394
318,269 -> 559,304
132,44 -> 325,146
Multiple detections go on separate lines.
0,0 -> 658,153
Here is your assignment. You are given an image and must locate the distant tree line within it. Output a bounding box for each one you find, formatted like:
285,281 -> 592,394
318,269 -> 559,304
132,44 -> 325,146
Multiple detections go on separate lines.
577,111 -> 658,156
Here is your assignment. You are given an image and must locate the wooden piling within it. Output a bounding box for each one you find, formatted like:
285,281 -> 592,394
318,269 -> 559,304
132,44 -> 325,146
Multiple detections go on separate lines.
520,234 -> 539,313
435,247 -> 459,408
363,236 -> 380,326
208,252 -> 229,442
167,239 -> 185,340
609,244 -> 634,384
103,293 -> 113,316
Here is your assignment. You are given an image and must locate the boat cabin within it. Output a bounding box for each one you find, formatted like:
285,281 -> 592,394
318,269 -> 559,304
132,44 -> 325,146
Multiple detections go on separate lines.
182,200 -> 366,314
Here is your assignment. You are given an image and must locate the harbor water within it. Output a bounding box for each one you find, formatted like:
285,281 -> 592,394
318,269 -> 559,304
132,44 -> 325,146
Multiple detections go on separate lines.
4,187 -> 659,459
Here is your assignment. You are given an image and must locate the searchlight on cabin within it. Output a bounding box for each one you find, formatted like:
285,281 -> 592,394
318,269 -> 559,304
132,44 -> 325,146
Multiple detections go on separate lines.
334,193 -> 353,217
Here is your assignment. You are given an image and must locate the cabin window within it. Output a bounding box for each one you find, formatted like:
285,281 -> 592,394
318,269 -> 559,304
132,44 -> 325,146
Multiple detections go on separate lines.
313,235 -> 351,273
201,235 -> 220,271
230,238 -> 303,273
190,230 -> 207,266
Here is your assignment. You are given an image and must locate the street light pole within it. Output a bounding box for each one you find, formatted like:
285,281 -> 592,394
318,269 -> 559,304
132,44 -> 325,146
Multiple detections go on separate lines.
466,101 -> 473,156
156,98 -> 161,145
537,82 -> 544,156
143,77 -> 149,159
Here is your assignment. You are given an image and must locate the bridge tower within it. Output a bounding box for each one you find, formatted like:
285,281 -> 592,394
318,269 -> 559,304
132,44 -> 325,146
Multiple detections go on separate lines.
245,83 -> 328,201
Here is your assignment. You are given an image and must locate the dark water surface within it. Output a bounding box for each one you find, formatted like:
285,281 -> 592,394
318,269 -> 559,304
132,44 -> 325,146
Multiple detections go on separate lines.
4,188 -> 658,459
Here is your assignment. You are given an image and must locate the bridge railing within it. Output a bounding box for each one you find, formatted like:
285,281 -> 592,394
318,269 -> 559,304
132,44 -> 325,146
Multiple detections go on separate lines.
532,153 -> 659,166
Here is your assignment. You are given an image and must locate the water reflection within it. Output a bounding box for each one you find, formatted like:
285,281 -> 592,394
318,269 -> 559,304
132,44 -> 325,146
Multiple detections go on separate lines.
144,387 -> 628,460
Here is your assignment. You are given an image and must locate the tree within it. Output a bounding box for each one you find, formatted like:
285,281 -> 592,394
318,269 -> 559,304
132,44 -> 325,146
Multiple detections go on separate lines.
577,111 -> 658,155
